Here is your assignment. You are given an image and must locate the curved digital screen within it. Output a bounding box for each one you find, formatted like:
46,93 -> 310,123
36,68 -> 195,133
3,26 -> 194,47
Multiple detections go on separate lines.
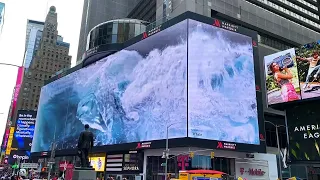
32,18 -> 260,152
31,20 -> 188,152
187,20 -> 259,144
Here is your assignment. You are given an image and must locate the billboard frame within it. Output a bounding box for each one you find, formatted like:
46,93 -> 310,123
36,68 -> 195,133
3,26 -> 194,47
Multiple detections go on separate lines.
32,11 -> 266,157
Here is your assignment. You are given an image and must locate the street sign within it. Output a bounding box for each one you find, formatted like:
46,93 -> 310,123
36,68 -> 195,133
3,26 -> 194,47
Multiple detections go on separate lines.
21,163 -> 38,169
161,163 -> 166,166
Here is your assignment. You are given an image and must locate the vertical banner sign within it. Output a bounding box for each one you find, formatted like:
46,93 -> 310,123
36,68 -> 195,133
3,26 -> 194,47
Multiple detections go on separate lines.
5,127 -> 15,155
2,128 -> 10,149
2,67 -> 23,151
12,110 -> 36,151
11,67 -> 24,119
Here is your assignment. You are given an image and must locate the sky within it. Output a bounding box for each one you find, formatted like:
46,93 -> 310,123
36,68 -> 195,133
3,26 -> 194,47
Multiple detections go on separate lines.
0,0 -> 84,144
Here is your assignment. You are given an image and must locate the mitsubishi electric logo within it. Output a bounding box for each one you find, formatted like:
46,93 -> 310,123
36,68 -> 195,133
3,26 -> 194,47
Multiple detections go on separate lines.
216,142 -> 236,150
141,25 -> 162,40
212,18 -> 238,32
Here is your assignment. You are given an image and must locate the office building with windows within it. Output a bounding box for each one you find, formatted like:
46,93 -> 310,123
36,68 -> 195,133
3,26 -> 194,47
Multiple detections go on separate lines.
0,2 -> 5,35
25,20 -> 44,51
76,0 -> 142,62
24,29 -> 42,70
15,6 -> 71,119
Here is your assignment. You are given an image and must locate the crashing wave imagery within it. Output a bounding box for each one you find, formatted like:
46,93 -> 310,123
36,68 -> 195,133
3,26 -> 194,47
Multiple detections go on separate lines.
31,19 -> 259,152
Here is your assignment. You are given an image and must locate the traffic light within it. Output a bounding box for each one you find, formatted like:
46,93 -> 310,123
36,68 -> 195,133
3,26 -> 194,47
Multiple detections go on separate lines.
210,152 -> 215,159
189,152 -> 194,158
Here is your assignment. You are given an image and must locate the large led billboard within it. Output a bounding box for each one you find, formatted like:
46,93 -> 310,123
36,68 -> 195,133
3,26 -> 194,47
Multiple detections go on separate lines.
11,110 -> 36,151
32,20 -> 188,152
264,41 -> 320,105
187,20 -> 259,144
286,101 -> 320,161
32,16 -> 262,153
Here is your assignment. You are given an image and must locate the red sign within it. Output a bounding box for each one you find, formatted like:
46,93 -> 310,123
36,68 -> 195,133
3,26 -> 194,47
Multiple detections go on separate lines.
59,161 -> 68,171
213,19 -> 221,28
252,40 -> 257,47
11,67 -> 24,118
65,164 -> 74,180
177,155 -> 189,170
240,168 -> 265,176
142,32 -> 148,39
216,142 -> 236,150
136,142 -> 151,149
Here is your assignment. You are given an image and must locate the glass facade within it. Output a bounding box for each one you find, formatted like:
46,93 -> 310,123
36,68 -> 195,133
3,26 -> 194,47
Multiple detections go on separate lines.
0,2 -> 5,35
86,19 -> 147,51
146,155 -> 235,180
24,29 -> 42,69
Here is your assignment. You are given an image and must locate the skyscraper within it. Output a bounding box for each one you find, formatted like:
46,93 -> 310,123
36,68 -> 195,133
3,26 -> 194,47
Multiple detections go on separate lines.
23,28 -> 43,70
25,20 -> 44,52
0,2 -> 5,35
16,6 -> 71,120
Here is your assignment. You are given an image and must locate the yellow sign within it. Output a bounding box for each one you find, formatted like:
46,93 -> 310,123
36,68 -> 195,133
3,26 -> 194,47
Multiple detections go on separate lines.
189,152 -> 194,158
5,127 -> 15,155
89,156 -> 105,172
210,152 -> 215,159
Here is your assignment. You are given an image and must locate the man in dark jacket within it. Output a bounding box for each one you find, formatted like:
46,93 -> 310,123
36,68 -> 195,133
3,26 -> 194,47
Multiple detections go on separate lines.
77,124 -> 94,167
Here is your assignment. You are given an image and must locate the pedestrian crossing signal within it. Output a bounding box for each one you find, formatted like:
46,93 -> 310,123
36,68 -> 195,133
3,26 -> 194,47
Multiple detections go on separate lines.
189,152 -> 194,158
211,152 -> 215,159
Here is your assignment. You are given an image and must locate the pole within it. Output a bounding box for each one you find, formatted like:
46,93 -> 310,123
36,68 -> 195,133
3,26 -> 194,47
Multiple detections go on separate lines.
0,63 -> 20,68
276,125 -> 283,180
165,125 -> 169,180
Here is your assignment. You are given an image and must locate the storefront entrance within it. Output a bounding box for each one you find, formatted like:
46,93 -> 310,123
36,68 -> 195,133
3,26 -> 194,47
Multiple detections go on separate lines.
146,155 -> 235,180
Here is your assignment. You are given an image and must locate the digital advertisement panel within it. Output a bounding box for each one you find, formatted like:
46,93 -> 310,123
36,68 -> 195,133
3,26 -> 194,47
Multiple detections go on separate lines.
287,102 -> 320,161
31,20 -> 188,152
187,19 -> 259,144
89,155 -> 105,172
11,110 -> 36,151
296,41 -> 320,100
264,48 -> 301,105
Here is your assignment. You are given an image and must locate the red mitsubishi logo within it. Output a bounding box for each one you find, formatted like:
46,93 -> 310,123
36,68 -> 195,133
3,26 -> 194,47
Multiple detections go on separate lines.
136,143 -> 142,149
142,32 -> 148,39
217,142 -> 223,149
213,19 -> 221,28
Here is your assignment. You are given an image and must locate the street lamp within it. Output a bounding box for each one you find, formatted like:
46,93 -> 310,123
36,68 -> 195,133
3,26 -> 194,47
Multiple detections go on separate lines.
0,63 -> 20,68
265,120 -> 287,180
163,122 -> 181,179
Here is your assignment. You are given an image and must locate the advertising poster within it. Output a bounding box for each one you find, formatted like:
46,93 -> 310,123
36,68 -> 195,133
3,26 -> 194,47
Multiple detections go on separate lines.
287,101 -> 320,161
11,67 -> 24,120
89,156 -> 105,172
12,110 -> 36,151
264,48 -> 301,105
5,127 -> 16,155
296,41 -> 320,99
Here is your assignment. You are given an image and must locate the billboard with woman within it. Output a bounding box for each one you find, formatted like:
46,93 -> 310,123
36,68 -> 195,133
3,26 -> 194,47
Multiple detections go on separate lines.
264,48 -> 301,105
296,41 -> 320,100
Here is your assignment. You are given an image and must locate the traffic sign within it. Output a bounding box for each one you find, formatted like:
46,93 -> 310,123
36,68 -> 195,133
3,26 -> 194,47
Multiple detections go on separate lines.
21,163 -> 39,169
161,163 -> 166,166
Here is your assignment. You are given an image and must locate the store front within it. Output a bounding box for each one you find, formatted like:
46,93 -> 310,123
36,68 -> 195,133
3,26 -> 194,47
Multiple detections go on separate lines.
143,147 -> 277,180
105,151 -> 143,180
146,155 -> 234,180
